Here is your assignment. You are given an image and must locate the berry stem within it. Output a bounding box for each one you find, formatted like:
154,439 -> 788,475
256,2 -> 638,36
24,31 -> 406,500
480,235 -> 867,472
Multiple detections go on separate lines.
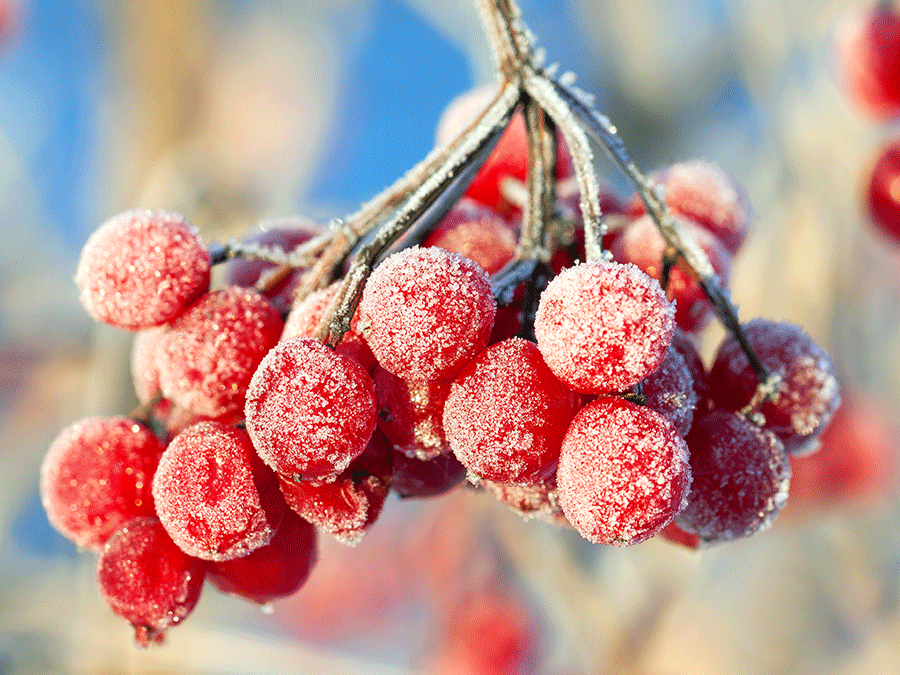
517,97 -> 556,261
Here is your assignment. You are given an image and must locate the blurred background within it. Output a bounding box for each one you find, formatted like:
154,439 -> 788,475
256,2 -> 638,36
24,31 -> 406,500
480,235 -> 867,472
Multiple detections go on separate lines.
2,0 -> 900,673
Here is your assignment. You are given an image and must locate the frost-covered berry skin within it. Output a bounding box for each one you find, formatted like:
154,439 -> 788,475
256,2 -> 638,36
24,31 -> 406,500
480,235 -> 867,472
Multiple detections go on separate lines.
359,246 -> 496,382
157,286 -> 284,418
677,411 -> 790,544
75,210 -> 210,330
483,477 -> 570,527
208,511 -> 317,605
422,199 -> 517,275
557,397 -> 691,546
534,261 -> 675,394
641,343 -> 697,438
374,366 -> 451,461
611,214 -> 732,333
444,338 -> 579,485
245,337 -> 377,482
390,450 -> 467,499
282,281 -> 375,372
626,161 -> 752,254
152,422 -> 285,561
40,417 -> 164,550
708,319 -> 840,454
278,433 -> 392,546
97,518 -> 206,647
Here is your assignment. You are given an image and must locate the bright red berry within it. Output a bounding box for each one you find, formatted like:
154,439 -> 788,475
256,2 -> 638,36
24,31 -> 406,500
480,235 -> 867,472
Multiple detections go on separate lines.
557,397 -> 691,546
75,210 -> 210,330
40,417 -> 164,550
534,261 -> 675,394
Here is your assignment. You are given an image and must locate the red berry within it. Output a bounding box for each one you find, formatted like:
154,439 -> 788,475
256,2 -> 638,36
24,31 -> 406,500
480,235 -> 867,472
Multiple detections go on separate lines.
640,342 -> 697,438
534,261 -> 675,394
677,410 -> 790,544
669,327 -> 711,417
835,8 -> 900,120
157,287 -> 284,417
245,337 -> 377,482
422,199 -> 517,275
627,161 -> 752,254
374,366 -> 451,460
279,433 -> 392,546
483,476 -> 570,527
611,213 -> 732,333
359,246 -> 496,382
152,421 -> 285,561
444,338 -> 578,485
96,518 -> 206,647
436,84 -> 572,216
75,210 -> 210,330
40,417 -> 163,550
708,319 -> 840,454
282,280 -> 376,372
556,397 -> 691,546
208,511 -> 317,605
390,450 -> 467,499
866,138 -> 900,244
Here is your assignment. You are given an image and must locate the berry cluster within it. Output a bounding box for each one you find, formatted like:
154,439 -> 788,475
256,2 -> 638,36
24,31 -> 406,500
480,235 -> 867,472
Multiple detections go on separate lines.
41,0 -> 841,648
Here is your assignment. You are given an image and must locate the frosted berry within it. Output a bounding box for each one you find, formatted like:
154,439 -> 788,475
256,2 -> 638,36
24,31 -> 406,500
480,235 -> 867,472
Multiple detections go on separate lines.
640,342 -> 697,437
627,161 -> 752,254
556,397 -> 691,546
708,319 -> 840,454
279,433 -> 392,546
96,518 -> 206,647
422,198 -> 517,275
866,138 -> 900,244
245,337 -> 377,482
208,511 -> 317,605
359,246 -> 496,382
151,422 -> 285,561
75,210 -> 210,330
835,8 -> 900,120
157,286 -> 284,417
534,261 -> 675,394
483,477 -> 569,527
40,417 -> 163,550
282,280 -> 376,372
611,213 -> 732,333
669,327 -> 711,417
677,410 -> 790,544
444,338 -> 578,485
374,366 -> 451,460
390,450 -> 467,499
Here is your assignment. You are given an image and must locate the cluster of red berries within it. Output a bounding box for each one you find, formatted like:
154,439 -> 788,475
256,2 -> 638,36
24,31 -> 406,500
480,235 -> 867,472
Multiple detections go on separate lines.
836,3 -> 900,244
39,6 -> 843,642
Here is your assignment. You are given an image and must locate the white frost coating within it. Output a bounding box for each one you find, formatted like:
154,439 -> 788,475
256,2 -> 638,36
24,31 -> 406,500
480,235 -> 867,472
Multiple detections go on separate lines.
560,71 -> 577,87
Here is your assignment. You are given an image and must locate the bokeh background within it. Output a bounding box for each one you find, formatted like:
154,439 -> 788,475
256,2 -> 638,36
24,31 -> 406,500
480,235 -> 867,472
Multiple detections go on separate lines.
2,0 -> 900,673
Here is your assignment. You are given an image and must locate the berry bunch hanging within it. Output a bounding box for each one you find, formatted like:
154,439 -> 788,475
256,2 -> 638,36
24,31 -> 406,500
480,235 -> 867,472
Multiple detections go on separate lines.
40,0 -> 840,647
